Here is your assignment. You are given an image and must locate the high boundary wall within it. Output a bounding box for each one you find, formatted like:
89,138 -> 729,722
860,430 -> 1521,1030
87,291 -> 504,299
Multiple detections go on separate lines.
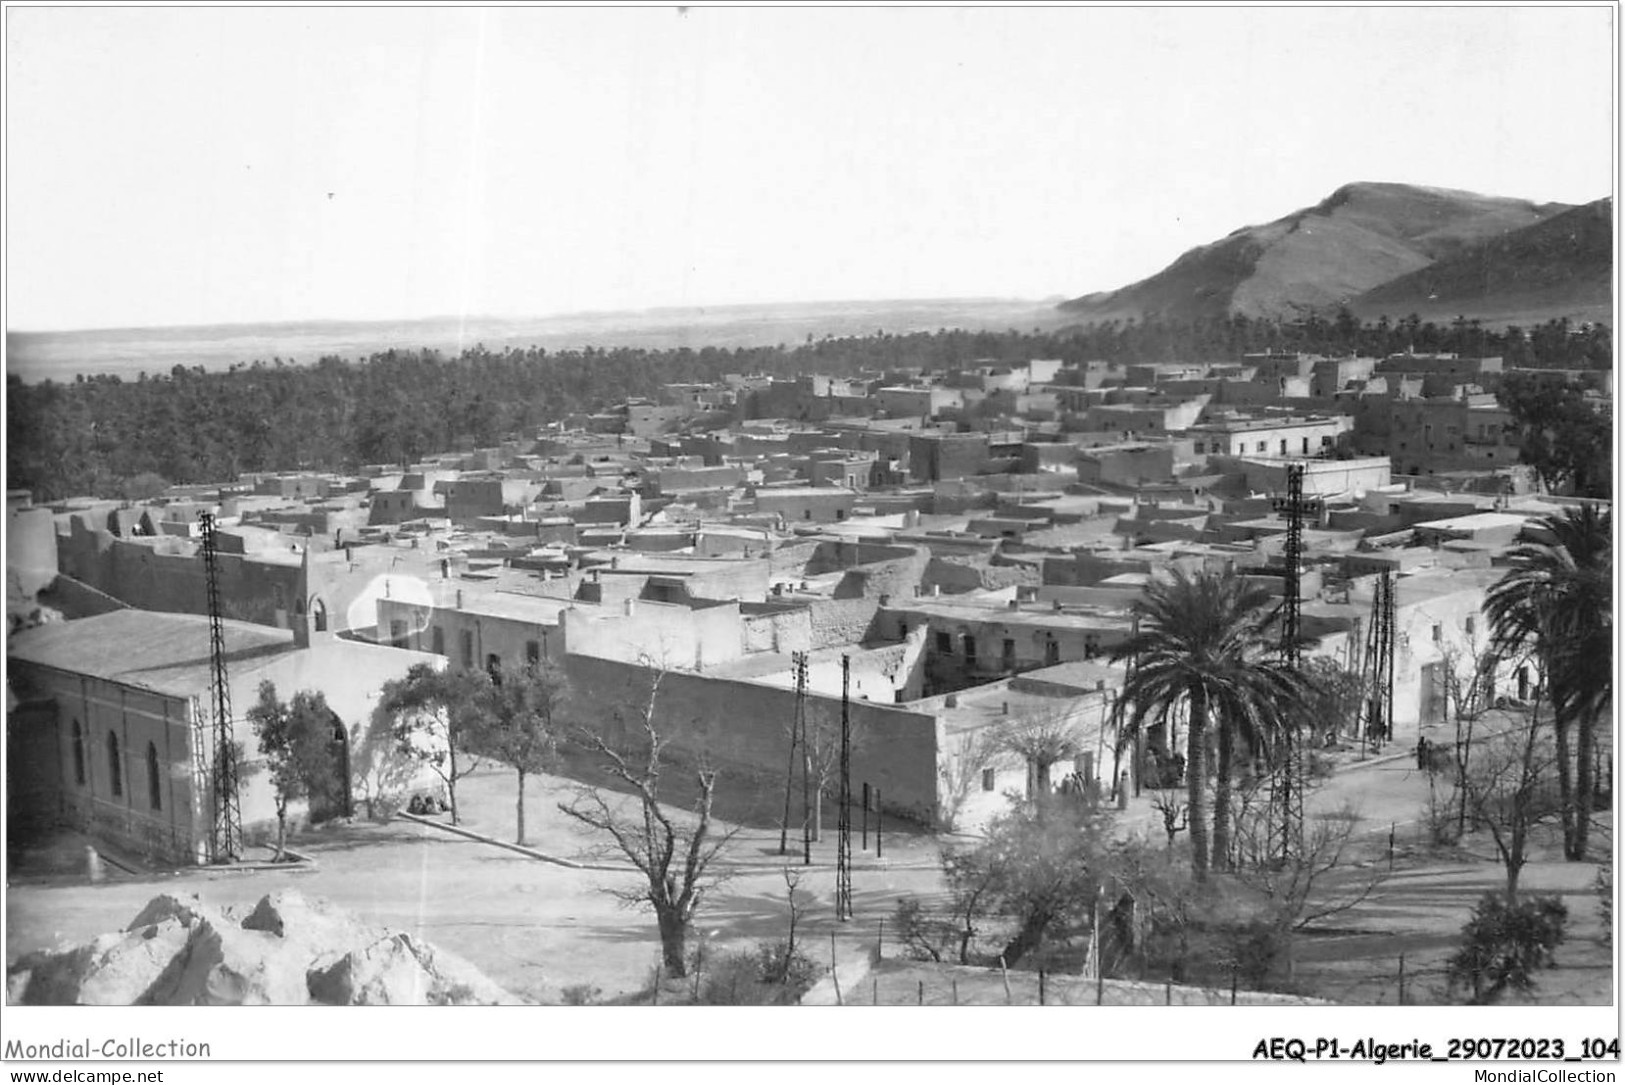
563,654 -> 942,823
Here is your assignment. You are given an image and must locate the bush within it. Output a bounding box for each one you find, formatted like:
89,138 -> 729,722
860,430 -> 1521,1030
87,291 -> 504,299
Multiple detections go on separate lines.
1447,892 -> 1568,1004
696,943 -> 822,1005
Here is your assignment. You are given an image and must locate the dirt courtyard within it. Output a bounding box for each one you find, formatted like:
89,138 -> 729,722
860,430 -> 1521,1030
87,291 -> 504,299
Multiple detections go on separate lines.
5,753 -> 1613,1005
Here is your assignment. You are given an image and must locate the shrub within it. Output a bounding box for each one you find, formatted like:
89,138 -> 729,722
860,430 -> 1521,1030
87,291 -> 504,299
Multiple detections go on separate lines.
1447,892 -> 1568,1004
697,943 -> 822,1005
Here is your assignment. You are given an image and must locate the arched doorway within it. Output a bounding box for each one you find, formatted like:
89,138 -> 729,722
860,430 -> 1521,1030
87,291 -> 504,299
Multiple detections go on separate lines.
308,711 -> 353,821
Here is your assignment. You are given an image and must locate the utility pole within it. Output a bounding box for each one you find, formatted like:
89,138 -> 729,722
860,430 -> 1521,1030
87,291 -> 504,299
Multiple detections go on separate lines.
794,651 -> 811,866
835,654 -> 854,921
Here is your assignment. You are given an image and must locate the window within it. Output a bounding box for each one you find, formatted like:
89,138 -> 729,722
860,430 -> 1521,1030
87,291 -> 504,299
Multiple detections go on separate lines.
432,627 -> 445,656
312,598 -> 328,633
935,632 -> 952,653
962,635 -> 977,664
461,630 -> 475,669
486,654 -> 503,685
72,719 -> 86,786
1321,436 -> 1333,447
1465,615 -> 1476,637
1002,638 -> 1016,667
1193,442 -> 1205,454
1432,624 -> 1442,643
1279,440 -> 1288,455
1301,437 -> 1310,454
803,510 -> 812,519
147,742 -> 162,811
982,768 -> 997,792
1045,639 -> 1060,666
835,509 -> 846,521
107,732 -> 123,798
526,640 -> 542,665
1256,441 -> 1267,453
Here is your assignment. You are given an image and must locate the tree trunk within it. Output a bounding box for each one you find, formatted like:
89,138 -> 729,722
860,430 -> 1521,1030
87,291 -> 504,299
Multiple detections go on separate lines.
1552,708 -> 1575,858
1211,716 -> 1235,872
657,908 -> 689,978
1000,911 -> 1052,967
1186,686 -> 1210,878
813,784 -> 823,843
515,769 -> 527,846
274,801 -> 288,862
446,743 -> 461,826
1572,707 -> 1594,861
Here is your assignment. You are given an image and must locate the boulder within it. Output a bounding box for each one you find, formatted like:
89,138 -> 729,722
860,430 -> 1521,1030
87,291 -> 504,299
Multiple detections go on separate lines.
242,890 -> 369,946
159,916 -> 310,1005
125,893 -> 211,932
80,918 -> 195,1005
7,940 -> 101,1005
307,934 -> 435,1006
402,939 -> 518,1006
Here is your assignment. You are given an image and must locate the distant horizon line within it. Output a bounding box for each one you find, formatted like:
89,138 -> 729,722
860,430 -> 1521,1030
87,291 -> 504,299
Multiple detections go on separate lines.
6,294 -> 1065,339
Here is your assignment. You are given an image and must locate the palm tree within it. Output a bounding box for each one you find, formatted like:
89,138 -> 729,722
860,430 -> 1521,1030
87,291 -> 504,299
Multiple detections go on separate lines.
1111,566 -> 1308,877
1483,505 -> 1613,860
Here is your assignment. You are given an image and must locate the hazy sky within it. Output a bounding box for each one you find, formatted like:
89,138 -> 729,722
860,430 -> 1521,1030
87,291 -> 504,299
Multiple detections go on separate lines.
6,6 -> 1615,332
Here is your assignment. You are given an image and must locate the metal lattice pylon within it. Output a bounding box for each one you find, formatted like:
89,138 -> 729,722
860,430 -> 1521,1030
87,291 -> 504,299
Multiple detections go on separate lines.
1268,463 -> 1321,865
835,654 -> 854,921
199,513 -> 242,862
1359,569 -> 1397,750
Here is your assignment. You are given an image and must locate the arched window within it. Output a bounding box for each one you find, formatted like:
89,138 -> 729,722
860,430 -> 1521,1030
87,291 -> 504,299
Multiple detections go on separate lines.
107,732 -> 123,798
71,719 -> 86,786
312,598 -> 328,632
147,742 -> 162,810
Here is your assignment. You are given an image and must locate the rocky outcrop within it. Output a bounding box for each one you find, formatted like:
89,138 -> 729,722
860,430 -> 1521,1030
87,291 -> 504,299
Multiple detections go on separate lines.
7,891 -> 518,1006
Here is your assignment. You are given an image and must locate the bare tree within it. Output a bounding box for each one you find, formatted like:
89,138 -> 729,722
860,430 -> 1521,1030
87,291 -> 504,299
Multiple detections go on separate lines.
989,701 -> 1085,805
936,730 -> 1000,832
1455,686 -> 1563,903
1233,802 -> 1389,933
801,707 -> 866,843
1150,791 -> 1188,849
558,662 -> 737,978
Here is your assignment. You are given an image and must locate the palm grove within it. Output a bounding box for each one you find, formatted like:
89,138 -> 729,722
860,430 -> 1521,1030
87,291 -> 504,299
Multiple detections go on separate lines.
8,314 -> 1608,504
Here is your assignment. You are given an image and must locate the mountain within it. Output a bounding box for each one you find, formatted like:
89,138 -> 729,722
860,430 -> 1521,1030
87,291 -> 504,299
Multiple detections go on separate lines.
1059,182 -> 1575,324
1347,197 -> 1612,327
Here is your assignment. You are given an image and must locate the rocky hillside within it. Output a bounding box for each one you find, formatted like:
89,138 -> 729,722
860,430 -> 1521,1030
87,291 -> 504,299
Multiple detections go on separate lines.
7,891 -> 519,1005
1060,182 -> 1585,324
1348,197 -> 1612,326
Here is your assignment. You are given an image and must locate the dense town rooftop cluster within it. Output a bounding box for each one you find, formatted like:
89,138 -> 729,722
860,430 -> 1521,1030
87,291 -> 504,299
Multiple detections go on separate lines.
6,347 -> 1612,861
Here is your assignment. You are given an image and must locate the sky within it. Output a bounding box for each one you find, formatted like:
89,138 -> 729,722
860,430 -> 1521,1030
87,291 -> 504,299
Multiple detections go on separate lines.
5,5 -> 1616,332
